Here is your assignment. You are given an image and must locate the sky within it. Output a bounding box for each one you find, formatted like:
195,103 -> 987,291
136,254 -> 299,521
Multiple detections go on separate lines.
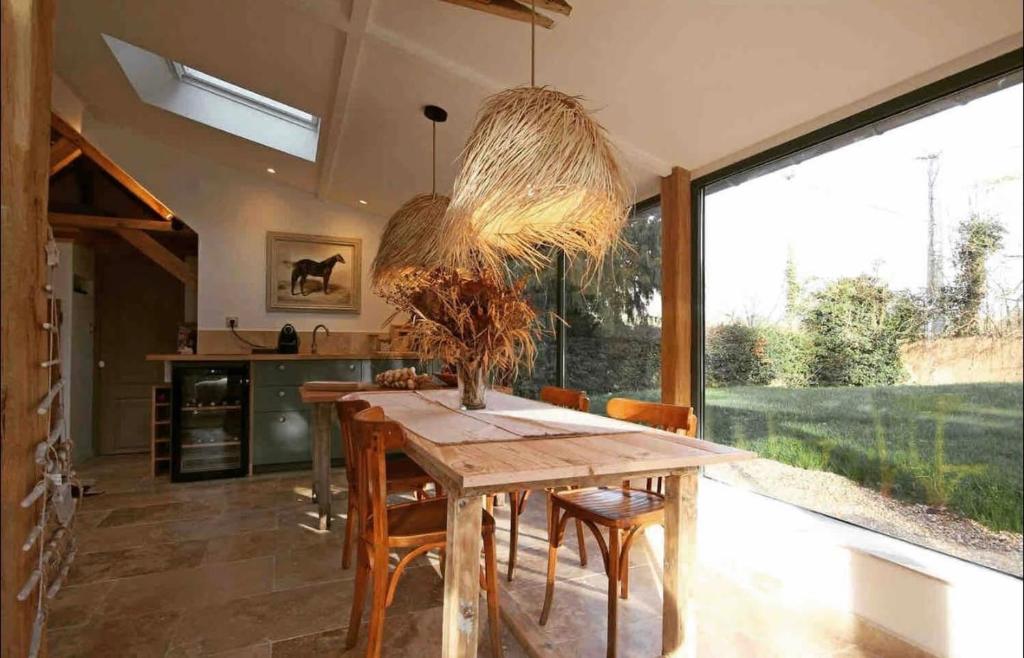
703,82 -> 1024,326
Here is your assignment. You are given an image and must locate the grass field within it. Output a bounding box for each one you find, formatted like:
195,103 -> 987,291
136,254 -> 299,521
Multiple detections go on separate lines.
589,383 -> 1023,533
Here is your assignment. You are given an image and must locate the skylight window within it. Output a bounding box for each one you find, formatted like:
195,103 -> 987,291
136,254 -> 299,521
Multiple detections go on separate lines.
102,34 -> 320,161
168,61 -> 319,129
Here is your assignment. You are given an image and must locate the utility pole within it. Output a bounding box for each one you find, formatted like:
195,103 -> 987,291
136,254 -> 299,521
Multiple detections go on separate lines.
917,153 -> 942,336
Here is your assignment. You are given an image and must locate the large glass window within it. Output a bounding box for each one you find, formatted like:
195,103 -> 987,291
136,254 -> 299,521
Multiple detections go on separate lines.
701,76 -> 1023,575
566,202 -> 662,413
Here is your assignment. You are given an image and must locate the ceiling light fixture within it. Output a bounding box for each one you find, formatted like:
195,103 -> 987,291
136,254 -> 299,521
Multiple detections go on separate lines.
359,199 -> 368,205
266,167 -> 276,174
371,105 -> 451,294
440,0 -> 629,273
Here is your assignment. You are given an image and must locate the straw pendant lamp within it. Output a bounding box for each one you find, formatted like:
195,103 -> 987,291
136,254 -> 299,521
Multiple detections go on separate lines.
371,105 -> 452,294
442,0 -> 630,273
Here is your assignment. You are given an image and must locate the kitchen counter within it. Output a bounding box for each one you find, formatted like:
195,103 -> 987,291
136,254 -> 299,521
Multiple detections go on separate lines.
146,352 -> 421,361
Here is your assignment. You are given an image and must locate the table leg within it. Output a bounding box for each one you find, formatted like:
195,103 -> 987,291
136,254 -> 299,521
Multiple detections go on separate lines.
662,469 -> 698,657
312,402 -> 333,531
442,494 -> 483,658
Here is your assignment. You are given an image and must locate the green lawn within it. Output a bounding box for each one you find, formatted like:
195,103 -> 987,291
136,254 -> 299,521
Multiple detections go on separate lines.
589,383 -> 1023,533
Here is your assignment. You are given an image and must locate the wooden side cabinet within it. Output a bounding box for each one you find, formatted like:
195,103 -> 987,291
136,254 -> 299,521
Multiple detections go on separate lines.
152,384 -> 172,477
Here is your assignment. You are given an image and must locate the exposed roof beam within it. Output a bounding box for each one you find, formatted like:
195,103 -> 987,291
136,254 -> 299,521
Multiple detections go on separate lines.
113,228 -> 196,285
439,0 -> 555,28
316,0 -> 374,200
50,138 -> 82,176
51,112 -> 175,220
49,212 -> 175,232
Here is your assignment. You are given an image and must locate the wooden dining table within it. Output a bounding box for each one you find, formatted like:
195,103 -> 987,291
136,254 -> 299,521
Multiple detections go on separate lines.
340,388 -> 755,658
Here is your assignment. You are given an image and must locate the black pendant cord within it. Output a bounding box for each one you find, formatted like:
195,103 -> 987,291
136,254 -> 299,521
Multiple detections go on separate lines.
530,0 -> 536,86
431,120 -> 437,197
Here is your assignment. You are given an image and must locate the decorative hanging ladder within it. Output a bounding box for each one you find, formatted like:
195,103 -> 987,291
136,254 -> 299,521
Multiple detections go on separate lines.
17,227 -> 79,658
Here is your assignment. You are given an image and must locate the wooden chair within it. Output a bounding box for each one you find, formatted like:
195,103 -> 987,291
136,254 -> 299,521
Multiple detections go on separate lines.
346,406 -> 503,658
336,399 -> 436,570
539,398 -> 698,658
505,385 -> 590,582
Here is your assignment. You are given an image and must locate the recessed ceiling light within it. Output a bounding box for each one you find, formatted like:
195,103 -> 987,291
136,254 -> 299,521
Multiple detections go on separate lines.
266,167 -> 276,174
358,199 -> 368,205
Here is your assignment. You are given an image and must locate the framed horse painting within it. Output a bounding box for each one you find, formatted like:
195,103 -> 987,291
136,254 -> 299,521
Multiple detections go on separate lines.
266,232 -> 362,313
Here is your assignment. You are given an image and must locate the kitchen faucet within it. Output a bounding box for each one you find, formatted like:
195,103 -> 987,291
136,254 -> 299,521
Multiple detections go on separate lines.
311,324 -> 330,354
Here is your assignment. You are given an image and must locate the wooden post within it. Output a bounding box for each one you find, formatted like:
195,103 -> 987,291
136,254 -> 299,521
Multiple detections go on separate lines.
662,469 -> 698,657
441,495 -> 484,658
660,166 -> 693,406
1,1 -> 57,656
312,402 -> 333,531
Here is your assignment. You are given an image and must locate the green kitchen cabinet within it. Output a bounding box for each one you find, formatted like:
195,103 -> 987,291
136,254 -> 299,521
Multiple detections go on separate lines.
251,359 -> 365,470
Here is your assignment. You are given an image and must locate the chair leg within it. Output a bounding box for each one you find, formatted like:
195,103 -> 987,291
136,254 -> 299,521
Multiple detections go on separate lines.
619,540 -> 630,600
507,490 -> 520,582
606,528 -> 620,658
345,546 -> 369,649
366,548 -> 389,658
483,531 -> 504,658
539,500 -> 561,626
342,495 -> 357,570
575,519 -> 588,567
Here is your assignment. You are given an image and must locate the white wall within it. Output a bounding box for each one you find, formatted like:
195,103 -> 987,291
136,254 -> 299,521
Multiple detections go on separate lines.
80,119 -> 396,333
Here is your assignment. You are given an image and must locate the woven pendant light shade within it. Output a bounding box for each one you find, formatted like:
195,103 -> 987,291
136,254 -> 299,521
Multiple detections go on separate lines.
442,86 -> 630,272
370,193 -> 451,295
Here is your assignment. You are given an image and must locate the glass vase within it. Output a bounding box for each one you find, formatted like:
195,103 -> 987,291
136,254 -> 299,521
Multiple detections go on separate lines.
457,358 -> 487,410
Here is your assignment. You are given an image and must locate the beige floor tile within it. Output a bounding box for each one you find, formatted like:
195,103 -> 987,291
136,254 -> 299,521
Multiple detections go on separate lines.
78,509 -> 279,554
47,609 -> 181,658
168,580 -> 354,655
97,499 -> 224,528
100,556 -> 274,618
69,539 -> 209,584
48,580 -> 116,630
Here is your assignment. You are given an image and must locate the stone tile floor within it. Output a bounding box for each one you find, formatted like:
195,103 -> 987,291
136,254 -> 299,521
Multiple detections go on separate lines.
49,455 -> 933,657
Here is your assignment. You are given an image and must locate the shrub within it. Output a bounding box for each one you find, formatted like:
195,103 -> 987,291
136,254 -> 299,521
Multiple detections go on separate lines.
706,323 -> 773,387
803,276 -> 924,387
706,323 -> 811,387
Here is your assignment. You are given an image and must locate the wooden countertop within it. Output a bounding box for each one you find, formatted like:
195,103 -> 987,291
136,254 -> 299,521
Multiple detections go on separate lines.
146,352 -> 422,362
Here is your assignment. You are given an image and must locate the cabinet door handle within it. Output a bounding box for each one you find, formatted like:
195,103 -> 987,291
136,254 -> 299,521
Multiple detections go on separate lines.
278,416 -> 286,423
278,390 -> 285,397
348,364 -> 355,371
277,364 -> 286,371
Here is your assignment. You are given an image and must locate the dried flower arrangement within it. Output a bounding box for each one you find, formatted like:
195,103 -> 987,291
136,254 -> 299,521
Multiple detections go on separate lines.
375,267 -> 540,409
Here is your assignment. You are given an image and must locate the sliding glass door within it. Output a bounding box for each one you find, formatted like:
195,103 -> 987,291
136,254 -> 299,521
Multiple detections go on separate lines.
698,71 -> 1023,576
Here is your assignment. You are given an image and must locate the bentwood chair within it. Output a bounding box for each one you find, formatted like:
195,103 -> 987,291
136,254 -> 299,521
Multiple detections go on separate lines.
539,398 -> 698,658
336,399 -> 436,570
346,406 -> 503,657
505,385 -> 590,582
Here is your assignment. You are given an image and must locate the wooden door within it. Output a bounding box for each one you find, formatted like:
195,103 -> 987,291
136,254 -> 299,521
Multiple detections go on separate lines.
95,240 -> 183,454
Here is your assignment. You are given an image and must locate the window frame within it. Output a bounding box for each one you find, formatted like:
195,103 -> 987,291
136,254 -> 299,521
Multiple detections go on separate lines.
167,60 -> 320,130
688,48 -> 1024,432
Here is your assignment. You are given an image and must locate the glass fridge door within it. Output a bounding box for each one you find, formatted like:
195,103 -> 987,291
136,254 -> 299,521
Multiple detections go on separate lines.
174,366 -> 247,479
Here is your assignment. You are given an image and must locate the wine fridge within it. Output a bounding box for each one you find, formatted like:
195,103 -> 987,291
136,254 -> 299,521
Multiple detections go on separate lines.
171,363 -> 249,482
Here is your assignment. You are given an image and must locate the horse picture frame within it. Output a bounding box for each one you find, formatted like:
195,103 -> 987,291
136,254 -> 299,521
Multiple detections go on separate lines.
266,231 -> 362,313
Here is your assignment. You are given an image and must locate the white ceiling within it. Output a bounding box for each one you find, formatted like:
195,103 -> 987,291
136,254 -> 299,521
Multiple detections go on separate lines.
55,0 -> 1023,217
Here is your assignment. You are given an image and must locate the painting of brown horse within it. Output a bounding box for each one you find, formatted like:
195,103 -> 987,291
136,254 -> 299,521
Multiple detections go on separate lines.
266,232 -> 362,313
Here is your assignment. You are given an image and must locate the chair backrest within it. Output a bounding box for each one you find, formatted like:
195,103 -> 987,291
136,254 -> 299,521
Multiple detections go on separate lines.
349,406 -> 407,547
539,385 -> 590,412
605,398 -> 697,437
336,398 -> 371,482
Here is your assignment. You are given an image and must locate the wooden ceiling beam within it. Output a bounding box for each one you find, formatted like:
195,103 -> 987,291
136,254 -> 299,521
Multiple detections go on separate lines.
48,212 -> 174,232
440,0 -> 556,29
50,137 -> 82,176
50,113 -> 175,220
113,228 -> 196,285
532,0 -> 571,16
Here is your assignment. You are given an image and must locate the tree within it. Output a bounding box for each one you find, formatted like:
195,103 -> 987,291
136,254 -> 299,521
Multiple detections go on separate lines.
943,215 -> 1005,336
784,245 -> 802,323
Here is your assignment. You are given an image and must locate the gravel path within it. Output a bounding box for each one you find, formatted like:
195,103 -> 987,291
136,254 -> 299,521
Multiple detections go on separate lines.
706,459 -> 1023,577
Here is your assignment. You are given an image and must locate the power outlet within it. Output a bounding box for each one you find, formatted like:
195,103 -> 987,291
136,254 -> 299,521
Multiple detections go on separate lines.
225,316 -> 239,329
